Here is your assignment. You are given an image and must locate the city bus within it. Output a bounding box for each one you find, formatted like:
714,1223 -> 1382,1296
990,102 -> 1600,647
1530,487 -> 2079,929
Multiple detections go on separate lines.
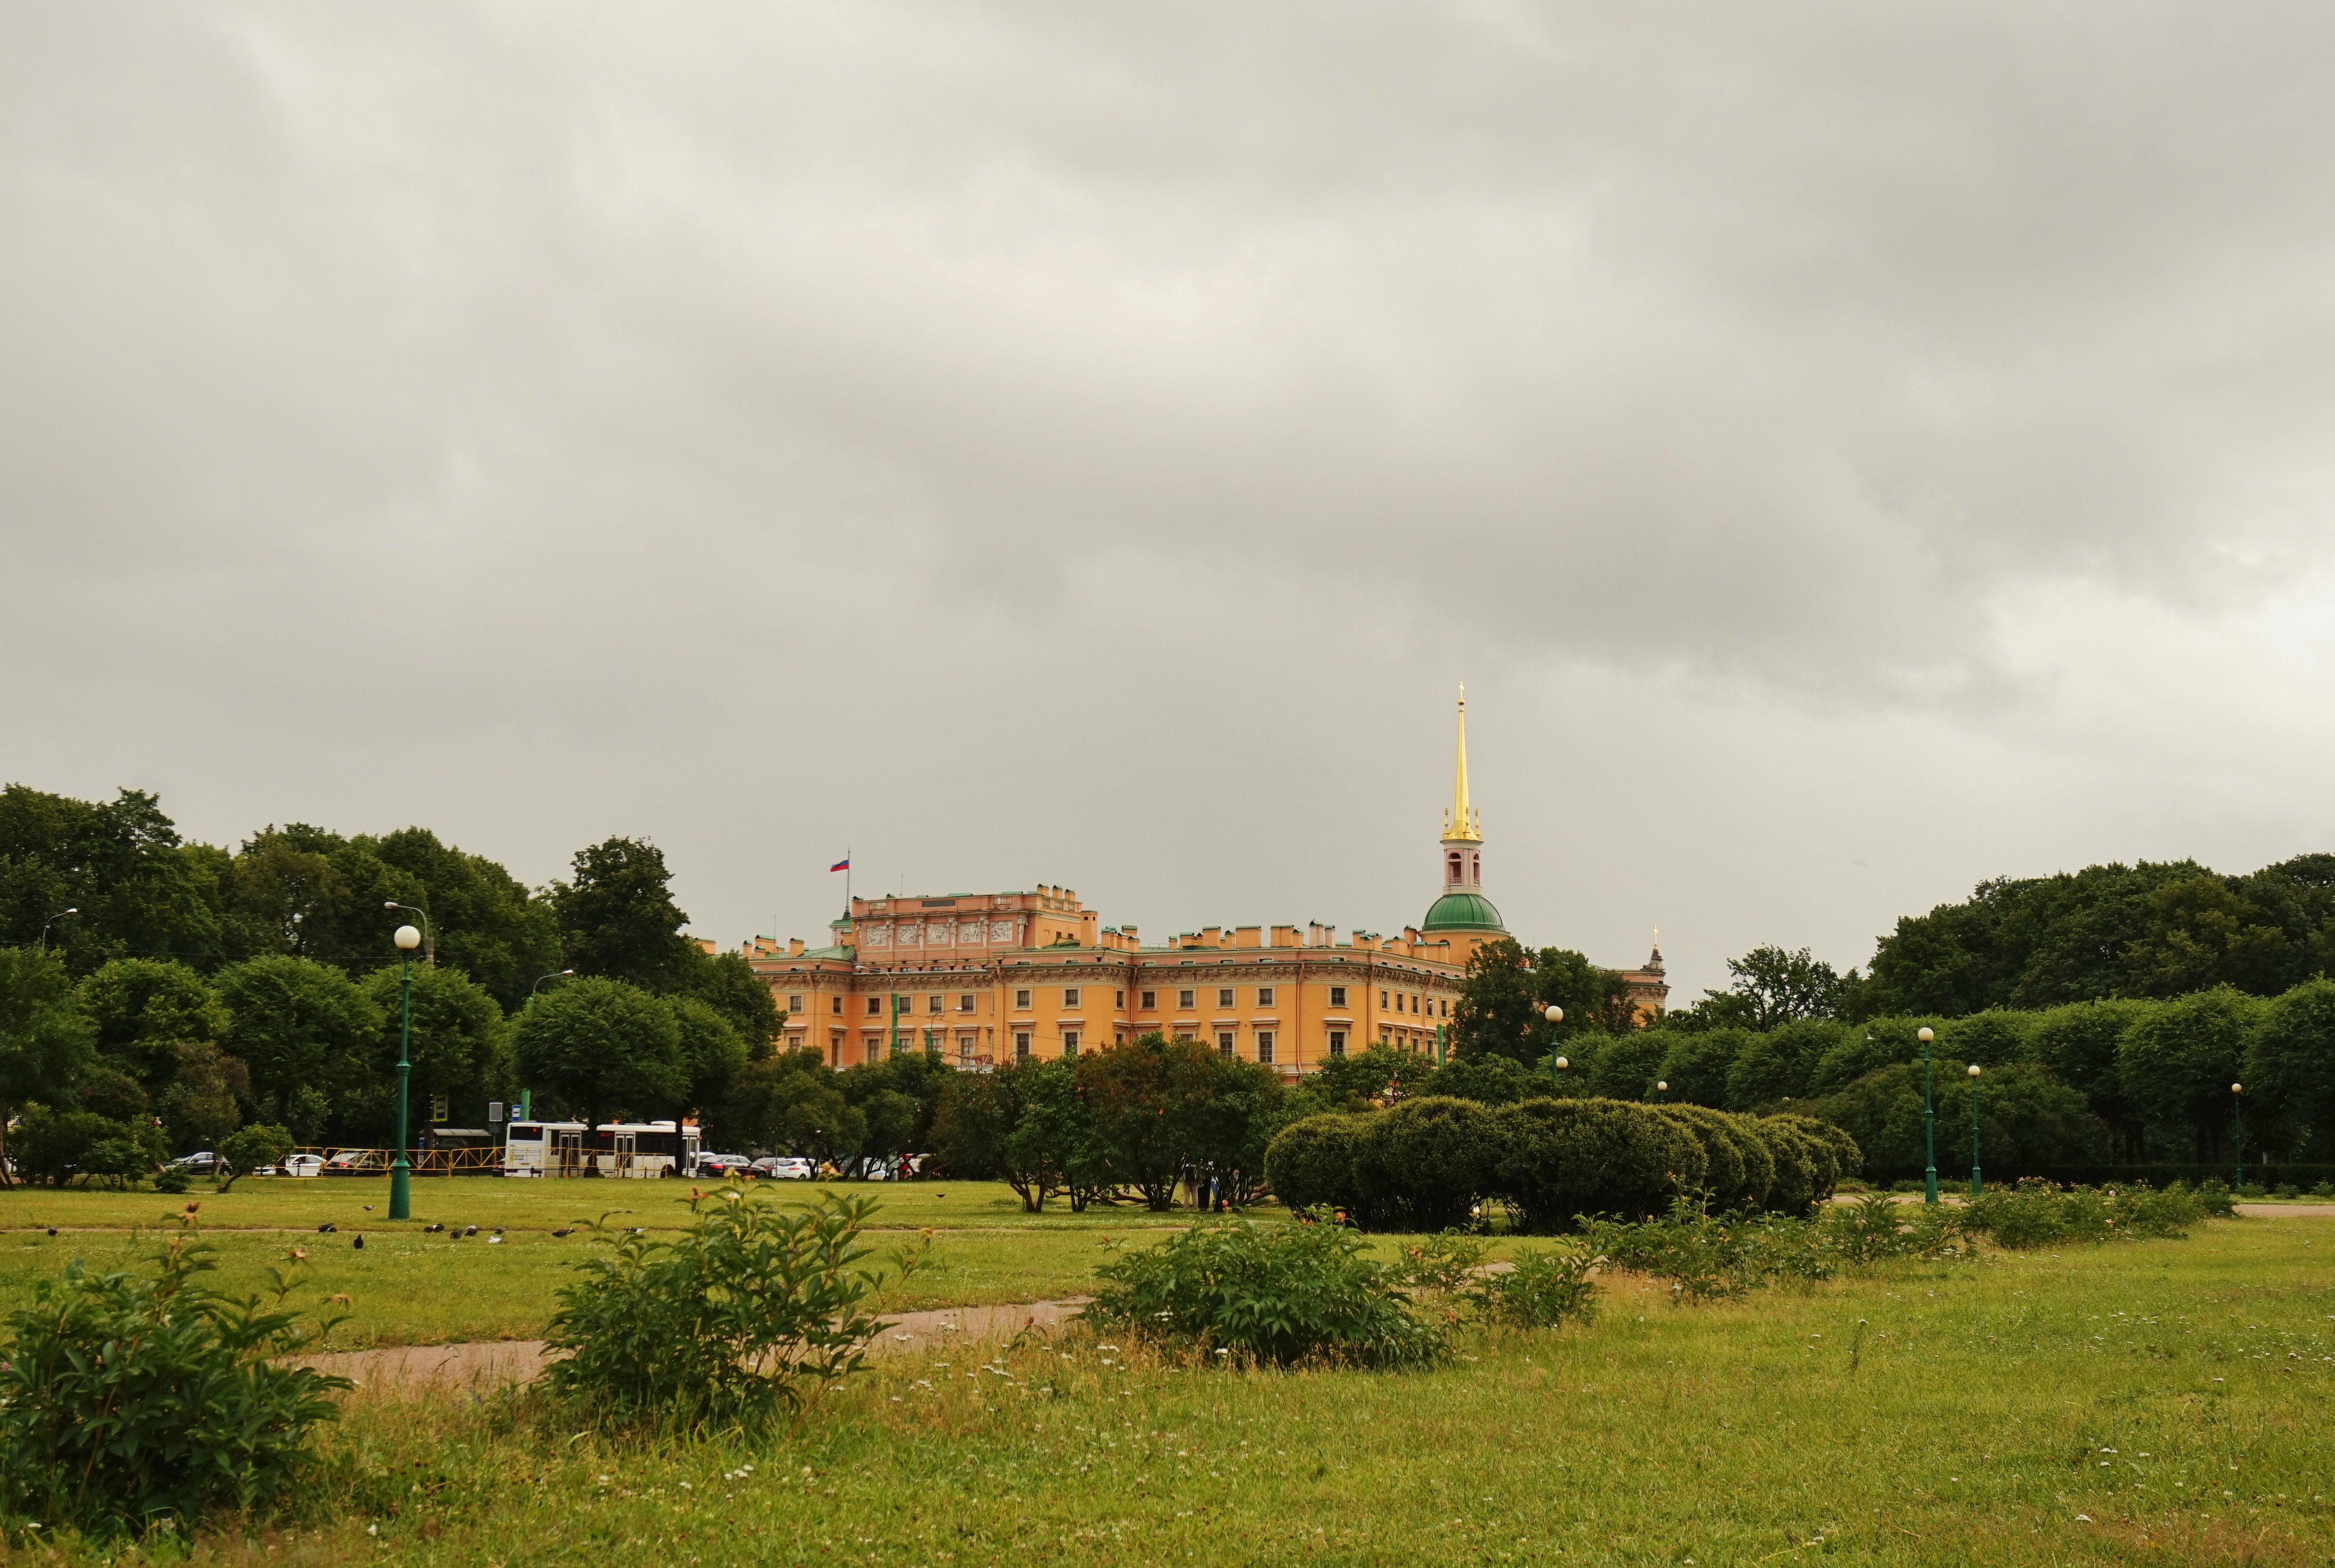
500,1119 -> 701,1178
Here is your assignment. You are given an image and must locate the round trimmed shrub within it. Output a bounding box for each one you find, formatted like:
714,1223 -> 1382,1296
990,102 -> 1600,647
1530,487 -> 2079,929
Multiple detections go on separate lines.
1264,1113 -> 1372,1216
1727,1109 -> 1778,1209
1770,1113 -> 1860,1197
1355,1097 -> 1500,1231
1492,1097 -> 1708,1232
1753,1117 -> 1828,1215
1654,1104 -> 1754,1211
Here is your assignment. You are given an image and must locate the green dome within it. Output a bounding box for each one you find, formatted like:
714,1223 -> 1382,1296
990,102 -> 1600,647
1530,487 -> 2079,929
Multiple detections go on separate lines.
1422,891 -> 1505,932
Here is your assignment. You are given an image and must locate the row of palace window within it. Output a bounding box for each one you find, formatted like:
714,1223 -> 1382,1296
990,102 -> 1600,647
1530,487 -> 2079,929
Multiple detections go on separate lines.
788,985 -> 1444,1021
1005,1026 -> 1360,1064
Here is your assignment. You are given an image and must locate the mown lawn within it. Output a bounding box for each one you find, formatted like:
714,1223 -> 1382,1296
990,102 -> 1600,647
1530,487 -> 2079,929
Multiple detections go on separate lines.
0,1174 -> 1145,1236
0,1180 -> 1201,1344
8,1213 -> 2328,1566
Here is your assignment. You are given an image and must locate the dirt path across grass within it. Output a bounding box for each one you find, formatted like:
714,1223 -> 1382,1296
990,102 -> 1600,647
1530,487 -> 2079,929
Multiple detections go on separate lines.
296,1296 -> 1095,1399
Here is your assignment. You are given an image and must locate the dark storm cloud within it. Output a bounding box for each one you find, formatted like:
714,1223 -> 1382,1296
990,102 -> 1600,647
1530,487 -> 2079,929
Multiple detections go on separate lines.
6,2 -> 2335,993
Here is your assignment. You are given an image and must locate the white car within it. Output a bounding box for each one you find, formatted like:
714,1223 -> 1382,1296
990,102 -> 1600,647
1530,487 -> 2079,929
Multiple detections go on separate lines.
760,1156 -> 816,1181
268,1153 -> 325,1178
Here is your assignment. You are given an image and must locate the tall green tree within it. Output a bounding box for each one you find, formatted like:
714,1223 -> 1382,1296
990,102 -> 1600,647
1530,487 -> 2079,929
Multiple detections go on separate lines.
1676,946 -> 1850,1031
931,1058 -> 1065,1210
2118,987 -> 2259,1161
1452,940 -> 1628,1064
0,786 -> 226,973
0,947 -> 95,1184
215,956 -> 385,1142
74,958 -> 229,1092
365,827 -> 561,1012
2242,979 -> 2335,1153
682,949 -> 780,1053
669,995 -> 749,1115
714,1048 -> 863,1162
155,1042 -> 248,1151
510,976 -> 688,1122
359,963 -> 510,1132
548,838 -> 697,991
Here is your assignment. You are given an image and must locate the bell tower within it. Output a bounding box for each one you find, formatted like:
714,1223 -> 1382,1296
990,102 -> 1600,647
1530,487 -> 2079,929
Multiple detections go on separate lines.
1441,685 -> 1482,893
1422,685 -> 1506,959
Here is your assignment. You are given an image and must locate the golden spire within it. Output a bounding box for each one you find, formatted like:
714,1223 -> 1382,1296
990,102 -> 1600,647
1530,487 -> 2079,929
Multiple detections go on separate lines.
1443,684 -> 1481,842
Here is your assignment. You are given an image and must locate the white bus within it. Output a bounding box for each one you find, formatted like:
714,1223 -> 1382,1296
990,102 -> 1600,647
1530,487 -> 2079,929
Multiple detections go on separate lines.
501,1119 -> 702,1178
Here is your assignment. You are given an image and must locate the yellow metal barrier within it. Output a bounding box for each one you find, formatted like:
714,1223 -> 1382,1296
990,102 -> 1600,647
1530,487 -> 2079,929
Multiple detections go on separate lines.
296,1145 -> 504,1175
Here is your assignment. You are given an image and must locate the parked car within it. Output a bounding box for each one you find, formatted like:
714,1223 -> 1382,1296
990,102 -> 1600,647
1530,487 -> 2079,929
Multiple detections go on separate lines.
260,1153 -> 325,1178
749,1155 -> 815,1180
167,1151 -> 224,1176
323,1149 -> 389,1175
695,1152 -> 752,1179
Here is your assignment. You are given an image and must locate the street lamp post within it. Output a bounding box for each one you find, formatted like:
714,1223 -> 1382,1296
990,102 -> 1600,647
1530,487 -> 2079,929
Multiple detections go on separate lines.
1918,1027 -> 1938,1206
384,901 -> 434,966
35,908 -> 78,952
529,969 -> 574,1006
1543,1007 -> 1565,1093
2232,1083 -> 2245,1191
390,924 -> 421,1220
1967,1063 -> 1983,1196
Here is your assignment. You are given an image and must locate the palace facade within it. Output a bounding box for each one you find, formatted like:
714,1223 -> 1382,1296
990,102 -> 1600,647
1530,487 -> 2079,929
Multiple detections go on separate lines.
740,694 -> 1666,1074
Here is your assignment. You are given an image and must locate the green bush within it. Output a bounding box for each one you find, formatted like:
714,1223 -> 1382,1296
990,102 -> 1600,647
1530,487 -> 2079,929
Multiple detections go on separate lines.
544,1187 -> 917,1430
1354,1096 -> 1501,1232
1761,1113 -> 1855,1208
1261,1113 -> 1371,1218
1082,1214 -> 1446,1369
0,1233 -> 348,1535
1465,1246 -> 1598,1329
1385,1231 -> 1488,1292
1956,1179 -> 2223,1250
153,1166 -> 193,1194
216,1124 -> 296,1193
1583,1197 -> 1837,1300
1819,1191 -> 1959,1265
1750,1118 -> 1820,1215
1653,1105 -> 1774,1212
10,1104 -> 167,1188
1491,1097 -> 1707,1232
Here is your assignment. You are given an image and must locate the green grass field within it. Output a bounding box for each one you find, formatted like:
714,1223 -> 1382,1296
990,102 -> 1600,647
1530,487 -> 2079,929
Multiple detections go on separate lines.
0,1179 -> 1201,1344
4,1186 -> 2331,1564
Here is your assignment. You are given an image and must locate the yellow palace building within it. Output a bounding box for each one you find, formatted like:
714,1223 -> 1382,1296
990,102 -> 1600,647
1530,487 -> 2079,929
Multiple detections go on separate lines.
741,694 -> 1666,1074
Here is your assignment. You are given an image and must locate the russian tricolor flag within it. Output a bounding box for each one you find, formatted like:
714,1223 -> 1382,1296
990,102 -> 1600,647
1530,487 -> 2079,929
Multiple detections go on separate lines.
830,857 -> 850,872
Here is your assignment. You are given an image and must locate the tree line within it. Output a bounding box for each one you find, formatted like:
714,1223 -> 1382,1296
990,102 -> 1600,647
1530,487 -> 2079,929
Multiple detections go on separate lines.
1447,936 -> 2335,1178
0,783 -> 788,1184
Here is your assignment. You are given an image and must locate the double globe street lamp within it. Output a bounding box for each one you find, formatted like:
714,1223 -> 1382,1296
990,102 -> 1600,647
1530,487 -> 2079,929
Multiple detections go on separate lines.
1543,1006 -> 1566,1091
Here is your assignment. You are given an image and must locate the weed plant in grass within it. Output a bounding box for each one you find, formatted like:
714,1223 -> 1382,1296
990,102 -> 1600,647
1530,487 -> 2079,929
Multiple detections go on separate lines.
546,1188 -> 922,1431
1084,1211 -> 1446,1368
0,1224 -> 347,1537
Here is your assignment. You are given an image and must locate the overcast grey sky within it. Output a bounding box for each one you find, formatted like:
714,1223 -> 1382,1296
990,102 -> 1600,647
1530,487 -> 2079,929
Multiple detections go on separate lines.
8,2 -> 2335,999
